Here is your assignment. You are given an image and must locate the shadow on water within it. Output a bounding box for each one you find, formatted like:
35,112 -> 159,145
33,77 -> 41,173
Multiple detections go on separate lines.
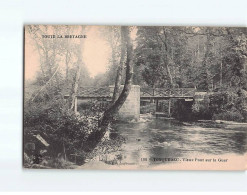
111,117 -> 247,165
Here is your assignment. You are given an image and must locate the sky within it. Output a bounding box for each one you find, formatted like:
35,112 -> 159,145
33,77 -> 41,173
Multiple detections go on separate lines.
25,25 -> 137,81
25,25 -> 115,80
83,26 -> 111,77
25,31 -> 39,81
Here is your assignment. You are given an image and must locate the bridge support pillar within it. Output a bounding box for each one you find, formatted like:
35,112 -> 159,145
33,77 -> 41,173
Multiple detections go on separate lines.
110,85 -> 140,121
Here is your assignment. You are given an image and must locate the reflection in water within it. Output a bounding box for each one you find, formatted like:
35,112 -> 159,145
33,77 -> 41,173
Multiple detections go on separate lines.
111,117 -> 247,165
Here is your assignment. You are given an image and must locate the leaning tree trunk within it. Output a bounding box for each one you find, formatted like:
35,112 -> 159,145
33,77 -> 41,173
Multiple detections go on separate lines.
85,26 -> 133,151
112,27 -> 127,103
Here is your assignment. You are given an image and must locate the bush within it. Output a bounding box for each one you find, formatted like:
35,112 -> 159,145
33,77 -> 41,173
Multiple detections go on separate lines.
192,97 -> 212,120
208,90 -> 247,122
209,91 -> 231,114
212,110 -> 244,122
24,98 -> 100,165
172,99 -> 194,121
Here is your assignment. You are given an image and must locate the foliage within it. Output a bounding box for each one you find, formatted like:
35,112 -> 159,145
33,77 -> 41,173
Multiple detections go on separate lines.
192,98 -> 212,120
212,110 -> 244,122
24,97 -> 99,161
172,100 -> 194,121
191,89 -> 247,122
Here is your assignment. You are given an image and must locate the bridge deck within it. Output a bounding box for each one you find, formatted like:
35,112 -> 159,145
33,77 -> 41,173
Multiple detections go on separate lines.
64,87 -> 196,100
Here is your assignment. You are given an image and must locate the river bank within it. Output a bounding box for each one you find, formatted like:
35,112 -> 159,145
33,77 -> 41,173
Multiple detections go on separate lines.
182,119 -> 247,131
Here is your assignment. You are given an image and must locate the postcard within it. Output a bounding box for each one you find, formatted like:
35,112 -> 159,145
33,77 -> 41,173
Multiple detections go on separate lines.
24,25 -> 247,170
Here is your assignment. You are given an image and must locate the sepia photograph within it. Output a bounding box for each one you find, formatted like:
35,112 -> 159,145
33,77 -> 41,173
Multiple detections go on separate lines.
24,25 -> 247,170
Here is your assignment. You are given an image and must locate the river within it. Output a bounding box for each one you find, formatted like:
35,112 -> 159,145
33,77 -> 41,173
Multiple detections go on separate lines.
109,115 -> 247,168
81,115 -> 247,169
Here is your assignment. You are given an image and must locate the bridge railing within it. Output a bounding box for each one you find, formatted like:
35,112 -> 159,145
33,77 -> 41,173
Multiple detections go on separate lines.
141,88 -> 195,98
72,86 -> 196,98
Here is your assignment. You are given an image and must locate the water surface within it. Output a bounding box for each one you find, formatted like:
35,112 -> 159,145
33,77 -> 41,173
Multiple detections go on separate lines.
111,117 -> 247,166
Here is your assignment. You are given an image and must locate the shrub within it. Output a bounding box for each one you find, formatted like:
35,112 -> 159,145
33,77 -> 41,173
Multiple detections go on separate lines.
192,98 -> 212,120
24,97 -> 100,164
172,99 -> 194,121
212,110 -> 244,122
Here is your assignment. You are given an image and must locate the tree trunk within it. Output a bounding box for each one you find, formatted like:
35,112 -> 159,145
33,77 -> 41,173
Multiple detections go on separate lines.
201,31 -> 211,91
159,28 -> 174,88
65,26 -> 70,83
65,50 -> 69,83
165,55 -> 173,87
160,48 -> 173,87
68,26 -> 85,111
69,62 -> 82,111
112,27 -> 127,103
85,26 -> 133,151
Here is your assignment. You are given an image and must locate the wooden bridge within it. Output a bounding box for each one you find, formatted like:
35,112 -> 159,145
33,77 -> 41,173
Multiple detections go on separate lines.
64,86 -> 196,118
65,87 -> 196,100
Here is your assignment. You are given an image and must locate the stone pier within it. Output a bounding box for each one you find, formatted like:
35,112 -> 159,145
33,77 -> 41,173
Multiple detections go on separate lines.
110,85 -> 140,121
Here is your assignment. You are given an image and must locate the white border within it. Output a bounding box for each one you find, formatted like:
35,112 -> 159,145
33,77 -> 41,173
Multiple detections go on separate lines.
0,0 -> 247,192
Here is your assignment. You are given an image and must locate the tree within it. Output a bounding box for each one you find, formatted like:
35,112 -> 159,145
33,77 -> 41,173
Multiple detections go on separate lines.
135,27 -> 167,88
112,27 -> 127,103
85,26 -> 133,151
68,26 -> 86,111
135,26 -> 189,88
